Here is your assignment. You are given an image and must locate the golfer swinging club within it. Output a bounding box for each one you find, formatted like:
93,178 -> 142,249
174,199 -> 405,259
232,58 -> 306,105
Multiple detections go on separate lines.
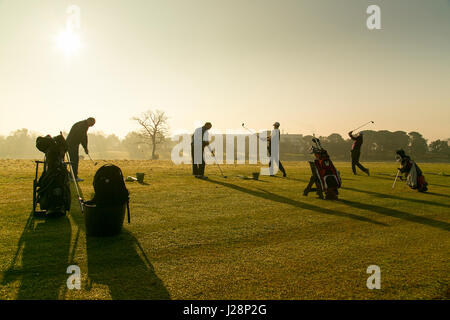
348,130 -> 369,176
191,122 -> 213,179
66,117 -> 96,182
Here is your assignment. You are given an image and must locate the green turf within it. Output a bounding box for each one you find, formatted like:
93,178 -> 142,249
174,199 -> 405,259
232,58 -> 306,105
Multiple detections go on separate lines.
0,159 -> 449,300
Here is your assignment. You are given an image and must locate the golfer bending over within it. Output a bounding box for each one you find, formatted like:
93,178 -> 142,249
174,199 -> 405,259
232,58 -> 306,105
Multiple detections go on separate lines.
67,117 -> 96,182
348,131 -> 369,176
191,122 -> 212,179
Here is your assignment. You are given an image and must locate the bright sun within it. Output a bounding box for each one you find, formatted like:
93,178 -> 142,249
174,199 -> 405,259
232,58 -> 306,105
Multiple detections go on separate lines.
56,30 -> 82,56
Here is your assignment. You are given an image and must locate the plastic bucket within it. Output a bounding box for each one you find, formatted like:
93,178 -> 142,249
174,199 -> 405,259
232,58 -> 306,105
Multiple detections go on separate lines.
83,200 -> 126,237
136,173 -> 145,183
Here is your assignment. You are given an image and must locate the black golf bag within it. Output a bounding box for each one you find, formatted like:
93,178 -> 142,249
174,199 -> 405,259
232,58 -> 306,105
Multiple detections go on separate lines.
303,138 -> 341,200
396,149 -> 428,192
91,164 -> 130,223
34,134 -> 71,216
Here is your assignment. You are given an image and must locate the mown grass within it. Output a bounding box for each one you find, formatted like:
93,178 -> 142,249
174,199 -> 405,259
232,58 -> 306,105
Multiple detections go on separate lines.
0,159 -> 449,300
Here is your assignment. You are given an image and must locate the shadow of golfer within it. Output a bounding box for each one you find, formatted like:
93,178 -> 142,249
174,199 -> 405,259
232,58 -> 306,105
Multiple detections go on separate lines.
373,174 -> 450,190
428,183 -> 450,189
69,187 -> 170,300
426,192 -> 450,199
2,213 -> 71,299
339,199 -> 450,232
371,173 -> 450,188
342,186 -> 450,209
204,179 -> 386,226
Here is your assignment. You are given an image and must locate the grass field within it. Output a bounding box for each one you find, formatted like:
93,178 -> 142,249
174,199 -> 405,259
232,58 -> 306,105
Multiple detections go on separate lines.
0,159 -> 449,300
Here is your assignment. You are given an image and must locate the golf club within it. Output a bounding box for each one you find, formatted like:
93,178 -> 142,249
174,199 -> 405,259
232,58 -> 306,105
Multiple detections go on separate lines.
61,131 -> 84,213
242,123 -> 255,134
242,123 -> 266,141
351,121 -> 374,132
87,153 -> 98,166
208,146 -> 227,178
392,169 -> 400,189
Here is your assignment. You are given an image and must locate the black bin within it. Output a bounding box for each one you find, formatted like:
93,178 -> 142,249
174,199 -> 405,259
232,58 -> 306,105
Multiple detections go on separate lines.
83,200 -> 126,237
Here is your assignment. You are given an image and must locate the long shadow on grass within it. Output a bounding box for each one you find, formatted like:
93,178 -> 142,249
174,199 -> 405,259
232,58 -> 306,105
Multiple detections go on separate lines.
2,213 -> 71,299
426,192 -> 450,199
205,179 -> 386,226
373,174 -> 450,189
342,186 -> 450,209
69,189 -> 170,299
339,199 -> 450,232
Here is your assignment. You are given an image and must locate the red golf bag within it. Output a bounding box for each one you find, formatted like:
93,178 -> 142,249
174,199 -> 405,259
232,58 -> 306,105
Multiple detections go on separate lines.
304,138 -> 341,200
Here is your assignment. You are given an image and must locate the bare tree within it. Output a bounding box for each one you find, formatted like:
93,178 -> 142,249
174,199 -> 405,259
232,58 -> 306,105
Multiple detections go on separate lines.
132,110 -> 169,159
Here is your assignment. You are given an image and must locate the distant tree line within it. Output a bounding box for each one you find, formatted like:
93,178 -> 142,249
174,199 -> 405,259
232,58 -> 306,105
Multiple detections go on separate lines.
280,131 -> 449,162
0,128 -> 448,162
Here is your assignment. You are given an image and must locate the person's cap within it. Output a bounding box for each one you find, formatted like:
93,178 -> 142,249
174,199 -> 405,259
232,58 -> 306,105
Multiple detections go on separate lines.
87,117 -> 96,124
273,122 -> 280,127
204,122 -> 212,127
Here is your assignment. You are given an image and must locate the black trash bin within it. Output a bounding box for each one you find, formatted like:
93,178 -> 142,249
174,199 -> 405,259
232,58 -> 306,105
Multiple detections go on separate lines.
83,200 -> 127,237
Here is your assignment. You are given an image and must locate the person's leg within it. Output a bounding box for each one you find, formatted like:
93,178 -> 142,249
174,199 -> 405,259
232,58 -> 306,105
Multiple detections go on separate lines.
279,160 -> 286,177
199,153 -> 206,176
68,144 -> 79,178
351,150 -> 358,175
353,150 -> 369,174
267,148 -> 274,176
191,145 -> 198,176
356,162 -> 368,173
268,150 -> 284,176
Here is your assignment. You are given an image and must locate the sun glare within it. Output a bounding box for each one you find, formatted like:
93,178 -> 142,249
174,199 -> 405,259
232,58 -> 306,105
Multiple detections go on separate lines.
55,30 -> 82,56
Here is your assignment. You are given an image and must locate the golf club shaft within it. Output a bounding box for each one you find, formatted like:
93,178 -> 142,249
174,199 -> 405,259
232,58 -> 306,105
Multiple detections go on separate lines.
392,170 -> 400,189
352,121 -> 374,132
208,146 -> 225,177
87,153 -> 97,165
242,124 -> 266,142
242,124 -> 255,135
65,150 -> 84,213
61,131 -> 84,213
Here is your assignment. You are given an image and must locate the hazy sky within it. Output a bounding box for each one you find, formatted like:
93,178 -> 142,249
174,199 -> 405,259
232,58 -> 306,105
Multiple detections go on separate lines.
0,0 -> 449,140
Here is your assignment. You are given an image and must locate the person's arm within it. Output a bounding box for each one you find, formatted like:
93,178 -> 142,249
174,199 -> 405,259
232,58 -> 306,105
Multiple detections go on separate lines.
348,131 -> 356,140
81,124 -> 89,153
202,130 -> 210,147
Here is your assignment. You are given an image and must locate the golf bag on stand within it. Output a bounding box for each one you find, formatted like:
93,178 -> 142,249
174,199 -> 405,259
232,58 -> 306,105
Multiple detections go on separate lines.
33,134 -> 71,217
395,149 -> 428,192
303,137 -> 341,200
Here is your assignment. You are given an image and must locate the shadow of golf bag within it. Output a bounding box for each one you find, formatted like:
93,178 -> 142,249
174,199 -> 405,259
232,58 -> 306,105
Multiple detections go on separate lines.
82,164 -> 131,237
303,138 -> 341,200
33,134 -> 71,217
396,149 -> 428,192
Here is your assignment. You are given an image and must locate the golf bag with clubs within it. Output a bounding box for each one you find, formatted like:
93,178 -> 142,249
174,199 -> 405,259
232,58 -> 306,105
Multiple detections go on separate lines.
395,149 -> 428,192
91,164 -> 131,223
34,134 -> 71,216
303,137 -> 341,200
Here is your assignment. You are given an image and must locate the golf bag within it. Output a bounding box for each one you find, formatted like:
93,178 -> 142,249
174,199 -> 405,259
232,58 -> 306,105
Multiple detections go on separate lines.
396,150 -> 428,192
303,138 -> 341,200
92,164 -> 130,222
34,135 -> 71,216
